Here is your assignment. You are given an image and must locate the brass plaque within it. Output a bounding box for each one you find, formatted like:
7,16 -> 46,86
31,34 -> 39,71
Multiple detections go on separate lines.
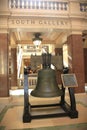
61,74 -> 78,88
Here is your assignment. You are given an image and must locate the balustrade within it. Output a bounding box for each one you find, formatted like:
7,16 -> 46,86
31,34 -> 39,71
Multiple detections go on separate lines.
80,3 -> 87,12
8,0 -> 87,12
18,74 -> 37,89
8,0 -> 68,11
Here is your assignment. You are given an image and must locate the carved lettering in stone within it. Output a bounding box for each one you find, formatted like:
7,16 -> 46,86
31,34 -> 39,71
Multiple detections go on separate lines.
8,18 -> 69,29
9,19 -> 68,26
16,20 -> 20,24
11,20 -> 15,24
39,20 -> 43,25
21,20 -> 25,24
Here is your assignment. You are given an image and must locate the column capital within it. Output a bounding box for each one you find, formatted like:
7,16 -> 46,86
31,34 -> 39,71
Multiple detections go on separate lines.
11,44 -> 17,49
0,28 -> 9,34
68,30 -> 83,37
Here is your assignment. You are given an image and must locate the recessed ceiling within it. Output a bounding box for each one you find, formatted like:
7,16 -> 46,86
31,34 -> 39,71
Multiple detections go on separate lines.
10,28 -> 67,47
10,28 -> 87,48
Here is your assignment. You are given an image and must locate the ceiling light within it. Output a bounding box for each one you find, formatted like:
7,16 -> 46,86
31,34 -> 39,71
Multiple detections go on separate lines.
33,33 -> 42,47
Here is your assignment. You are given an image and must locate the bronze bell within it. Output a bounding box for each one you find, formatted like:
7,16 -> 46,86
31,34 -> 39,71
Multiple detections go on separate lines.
31,53 -> 63,98
31,68 -> 63,97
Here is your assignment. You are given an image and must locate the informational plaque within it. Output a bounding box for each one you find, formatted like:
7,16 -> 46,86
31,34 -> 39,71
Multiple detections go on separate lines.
61,74 -> 78,88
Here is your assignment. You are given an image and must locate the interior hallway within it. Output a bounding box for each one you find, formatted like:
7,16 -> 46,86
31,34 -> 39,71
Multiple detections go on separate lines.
0,87 -> 87,130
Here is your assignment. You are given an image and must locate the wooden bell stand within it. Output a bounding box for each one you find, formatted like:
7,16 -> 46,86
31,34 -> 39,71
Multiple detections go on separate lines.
23,69 -> 78,123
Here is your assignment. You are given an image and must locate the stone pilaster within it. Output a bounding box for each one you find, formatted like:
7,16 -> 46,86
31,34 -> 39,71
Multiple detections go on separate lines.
55,48 -> 63,85
84,48 -> 87,83
0,33 -> 9,97
67,34 -> 85,93
11,47 -> 17,88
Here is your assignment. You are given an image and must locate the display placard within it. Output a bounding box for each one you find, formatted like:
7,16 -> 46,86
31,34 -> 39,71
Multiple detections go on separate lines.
61,74 -> 78,88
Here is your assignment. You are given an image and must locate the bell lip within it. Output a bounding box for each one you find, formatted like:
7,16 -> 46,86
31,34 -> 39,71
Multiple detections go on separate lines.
41,68 -> 54,70
31,90 -> 63,98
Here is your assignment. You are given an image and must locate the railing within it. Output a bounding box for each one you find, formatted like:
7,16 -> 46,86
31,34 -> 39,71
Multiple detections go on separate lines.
18,74 -> 37,88
80,3 -> 87,12
8,0 -> 87,12
28,76 -> 37,88
8,0 -> 68,11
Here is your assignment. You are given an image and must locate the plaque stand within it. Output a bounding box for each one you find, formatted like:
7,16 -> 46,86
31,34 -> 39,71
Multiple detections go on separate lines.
23,68 -> 78,123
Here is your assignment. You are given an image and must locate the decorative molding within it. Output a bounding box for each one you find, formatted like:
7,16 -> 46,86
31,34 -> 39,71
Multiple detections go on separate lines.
0,17 -> 86,33
0,0 -> 87,34
11,44 -> 17,48
0,29 -> 9,33
69,31 -> 82,35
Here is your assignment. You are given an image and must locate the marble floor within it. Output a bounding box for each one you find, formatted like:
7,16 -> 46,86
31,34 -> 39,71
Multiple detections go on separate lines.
0,89 -> 87,130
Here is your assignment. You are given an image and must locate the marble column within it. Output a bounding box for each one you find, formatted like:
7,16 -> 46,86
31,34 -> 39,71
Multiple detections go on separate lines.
67,34 -> 85,93
0,33 -> 9,97
55,48 -> 63,85
11,47 -> 17,88
84,48 -> 87,83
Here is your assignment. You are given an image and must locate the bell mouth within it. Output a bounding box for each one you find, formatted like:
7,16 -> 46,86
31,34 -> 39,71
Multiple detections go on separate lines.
31,89 -> 63,98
